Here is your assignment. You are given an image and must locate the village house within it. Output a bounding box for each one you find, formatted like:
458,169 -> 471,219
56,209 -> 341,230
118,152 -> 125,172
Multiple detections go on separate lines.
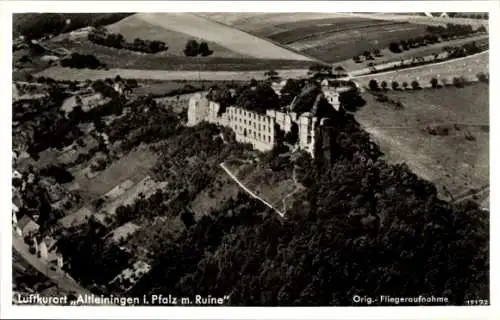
16,215 -> 39,238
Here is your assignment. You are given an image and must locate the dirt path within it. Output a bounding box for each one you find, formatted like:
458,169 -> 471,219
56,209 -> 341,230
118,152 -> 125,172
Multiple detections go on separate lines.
281,165 -> 305,213
220,162 -> 284,218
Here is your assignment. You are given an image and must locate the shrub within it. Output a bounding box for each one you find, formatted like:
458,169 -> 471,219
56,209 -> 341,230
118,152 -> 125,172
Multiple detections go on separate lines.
430,78 -> 439,88
452,76 -> 466,88
380,81 -> 388,91
60,53 -> 103,69
373,49 -> 382,57
391,81 -> 399,91
476,72 -> 489,83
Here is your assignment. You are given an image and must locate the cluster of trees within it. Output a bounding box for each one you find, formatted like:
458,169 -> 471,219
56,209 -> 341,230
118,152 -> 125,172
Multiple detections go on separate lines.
388,35 -> 441,53
445,41 -> 485,59
307,64 -> 348,79
387,24 -> 486,54
235,82 -> 280,114
103,97 -> 182,153
88,31 -> 168,54
426,23 -> 485,39
183,40 -> 213,57
60,52 -> 105,69
122,110 -> 488,306
57,218 -> 134,289
39,165 -> 74,184
13,13 -> 132,40
369,41 -> 486,76
353,49 -> 382,63
368,79 -> 422,92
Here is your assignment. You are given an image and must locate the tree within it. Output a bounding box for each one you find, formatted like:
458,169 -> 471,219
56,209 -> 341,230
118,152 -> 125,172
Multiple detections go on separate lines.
430,78 -> 439,88
264,70 -> 280,82
308,63 -> 332,77
411,80 -> 421,90
391,81 -> 399,91
453,77 -> 466,88
334,66 -> 346,73
476,72 -> 488,83
388,42 -> 401,53
184,39 -> 199,57
198,41 -> 213,56
402,81 -> 409,90
373,49 -> 382,57
380,81 -> 388,91
280,79 -> 304,107
353,55 -> 362,63
368,79 -> 379,91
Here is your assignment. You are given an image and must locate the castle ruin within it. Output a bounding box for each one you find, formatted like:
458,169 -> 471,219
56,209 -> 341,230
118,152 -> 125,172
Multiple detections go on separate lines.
187,80 -> 343,158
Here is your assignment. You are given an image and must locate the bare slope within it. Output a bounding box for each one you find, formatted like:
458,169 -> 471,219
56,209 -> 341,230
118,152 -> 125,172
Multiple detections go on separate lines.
106,14 -> 247,58
356,84 -> 489,200
129,13 -> 314,61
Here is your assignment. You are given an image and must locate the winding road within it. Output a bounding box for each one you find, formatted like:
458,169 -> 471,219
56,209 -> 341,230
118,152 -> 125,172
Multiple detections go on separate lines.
12,231 -> 92,296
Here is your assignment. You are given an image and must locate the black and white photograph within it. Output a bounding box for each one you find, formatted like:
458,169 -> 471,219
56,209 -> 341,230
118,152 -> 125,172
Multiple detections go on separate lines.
2,1 -> 498,319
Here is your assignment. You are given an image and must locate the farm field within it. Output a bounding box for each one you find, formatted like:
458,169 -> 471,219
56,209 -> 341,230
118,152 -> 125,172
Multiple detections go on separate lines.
354,51 -> 489,88
201,13 -> 429,63
347,12 -> 489,29
115,13 -> 314,61
106,14 -> 248,58
291,21 -> 429,63
59,148 -> 161,228
196,13 -> 342,32
338,34 -> 488,72
69,148 -> 159,197
355,83 -> 489,202
44,38 -> 313,71
36,66 -> 310,81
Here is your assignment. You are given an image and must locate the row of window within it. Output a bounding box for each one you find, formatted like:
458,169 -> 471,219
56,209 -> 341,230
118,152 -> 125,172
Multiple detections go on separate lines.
229,115 -> 272,133
234,125 -> 273,143
229,108 -> 271,124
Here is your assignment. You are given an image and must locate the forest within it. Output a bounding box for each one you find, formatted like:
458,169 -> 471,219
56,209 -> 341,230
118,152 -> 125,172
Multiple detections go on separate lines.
129,111 -> 488,305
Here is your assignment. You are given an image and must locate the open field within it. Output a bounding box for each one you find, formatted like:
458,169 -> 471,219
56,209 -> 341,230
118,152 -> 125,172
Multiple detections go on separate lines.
200,13 -> 429,63
106,14 -> 248,58
355,83 -> 489,201
338,34 -> 488,72
116,13 -> 314,61
354,51 -> 489,88
347,12 -> 489,29
44,38 -> 313,71
196,13 -> 343,32
69,148 -> 158,197
36,66 -> 310,81
293,21 -> 429,63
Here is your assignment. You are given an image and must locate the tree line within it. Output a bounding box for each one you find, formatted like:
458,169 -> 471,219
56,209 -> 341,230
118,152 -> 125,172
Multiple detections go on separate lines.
88,30 -> 168,54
